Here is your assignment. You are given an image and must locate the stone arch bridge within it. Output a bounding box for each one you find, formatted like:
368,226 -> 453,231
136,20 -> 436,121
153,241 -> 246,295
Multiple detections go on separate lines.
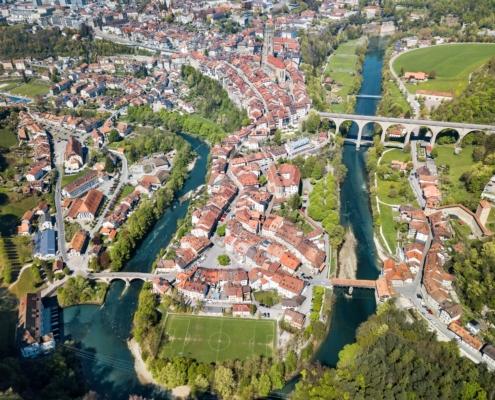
87,272 -> 164,287
318,112 -> 495,149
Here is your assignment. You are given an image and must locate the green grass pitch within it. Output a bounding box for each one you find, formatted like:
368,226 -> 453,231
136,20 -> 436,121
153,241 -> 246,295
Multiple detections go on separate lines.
159,314 -> 277,362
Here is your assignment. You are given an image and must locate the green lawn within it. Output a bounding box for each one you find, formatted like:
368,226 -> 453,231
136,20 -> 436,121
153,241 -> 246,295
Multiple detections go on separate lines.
10,266 -> 45,298
325,37 -> 366,112
435,144 -> 474,204
380,148 -> 410,164
0,127 -> 17,148
486,208 -> 495,232
379,202 -> 398,253
393,44 -> 495,96
160,314 -> 276,362
9,80 -> 51,98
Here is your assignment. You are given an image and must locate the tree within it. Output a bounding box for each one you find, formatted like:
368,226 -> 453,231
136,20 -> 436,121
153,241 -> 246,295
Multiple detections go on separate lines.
274,129 -> 283,145
216,224 -> 226,237
288,193 -> 302,211
217,254 -> 230,266
104,156 -> 115,173
257,373 -> 272,397
303,111 -> 321,133
213,366 -> 235,398
108,129 -> 121,143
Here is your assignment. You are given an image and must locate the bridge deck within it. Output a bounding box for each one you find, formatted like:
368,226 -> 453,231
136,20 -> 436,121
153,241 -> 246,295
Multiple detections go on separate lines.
319,112 -> 495,131
330,278 -> 376,289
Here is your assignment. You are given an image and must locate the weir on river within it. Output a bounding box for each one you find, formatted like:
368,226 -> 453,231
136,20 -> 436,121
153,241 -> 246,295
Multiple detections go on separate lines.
62,38 -> 385,399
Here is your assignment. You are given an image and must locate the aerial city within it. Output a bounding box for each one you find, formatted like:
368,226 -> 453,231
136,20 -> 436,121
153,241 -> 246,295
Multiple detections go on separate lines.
0,0 -> 495,399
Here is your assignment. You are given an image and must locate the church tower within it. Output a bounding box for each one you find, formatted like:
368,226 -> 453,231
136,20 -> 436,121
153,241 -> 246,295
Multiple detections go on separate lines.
262,20 -> 274,67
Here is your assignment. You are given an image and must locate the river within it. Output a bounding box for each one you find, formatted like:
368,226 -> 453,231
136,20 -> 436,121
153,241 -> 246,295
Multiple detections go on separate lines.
62,133 -> 210,399
313,37 -> 384,366
62,38 -> 385,399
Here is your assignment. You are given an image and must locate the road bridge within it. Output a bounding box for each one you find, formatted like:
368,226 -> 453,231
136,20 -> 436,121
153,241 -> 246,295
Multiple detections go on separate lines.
319,112 -> 495,149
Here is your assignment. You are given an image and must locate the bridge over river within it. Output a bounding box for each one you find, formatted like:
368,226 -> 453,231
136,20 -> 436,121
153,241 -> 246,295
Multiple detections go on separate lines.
87,272 -> 167,286
86,273 -> 391,299
319,112 -> 495,149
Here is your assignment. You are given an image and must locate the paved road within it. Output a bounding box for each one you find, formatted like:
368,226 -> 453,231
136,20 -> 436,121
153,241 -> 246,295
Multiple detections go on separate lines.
54,161 -> 68,263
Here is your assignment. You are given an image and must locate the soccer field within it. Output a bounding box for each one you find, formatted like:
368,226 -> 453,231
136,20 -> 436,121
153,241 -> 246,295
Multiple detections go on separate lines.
160,314 -> 277,362
392,43 -> 495,95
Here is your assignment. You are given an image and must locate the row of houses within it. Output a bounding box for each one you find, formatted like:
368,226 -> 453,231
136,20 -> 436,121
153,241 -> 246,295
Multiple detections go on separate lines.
17,112 -> 53,193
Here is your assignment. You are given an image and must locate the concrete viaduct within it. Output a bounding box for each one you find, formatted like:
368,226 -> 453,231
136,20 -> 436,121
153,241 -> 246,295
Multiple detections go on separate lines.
318,112 -> 495,149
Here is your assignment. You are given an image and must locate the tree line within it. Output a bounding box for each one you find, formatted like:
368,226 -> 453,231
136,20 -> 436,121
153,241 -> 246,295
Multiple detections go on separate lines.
0,25 -> 138,61
292,302 -> 495,400
448,237 -> 495,342
432,57 -> 495,124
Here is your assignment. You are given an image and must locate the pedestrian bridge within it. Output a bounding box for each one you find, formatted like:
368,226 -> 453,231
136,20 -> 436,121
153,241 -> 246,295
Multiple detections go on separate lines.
319,112 -> 495,149
330,278 -> 376,289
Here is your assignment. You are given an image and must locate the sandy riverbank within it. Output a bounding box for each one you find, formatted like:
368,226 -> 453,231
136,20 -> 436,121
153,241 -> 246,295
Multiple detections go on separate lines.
127,338 -> 156,386
338,229 -> 357,279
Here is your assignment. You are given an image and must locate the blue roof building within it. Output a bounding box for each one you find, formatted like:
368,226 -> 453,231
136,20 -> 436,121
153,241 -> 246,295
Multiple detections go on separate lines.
34,229 -> 57,259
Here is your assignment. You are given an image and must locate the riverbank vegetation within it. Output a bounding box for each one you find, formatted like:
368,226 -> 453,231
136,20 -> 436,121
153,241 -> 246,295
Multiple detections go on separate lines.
308,172 -> 344,248
432,57 -> 495,124
299,24 -> 363,111
57,276 -> 108,307
293,302 -> 495,400
392,44 -> 495,96
180,65 -> 249,133
127,105 -> 227,144
109,136 -> 192,271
